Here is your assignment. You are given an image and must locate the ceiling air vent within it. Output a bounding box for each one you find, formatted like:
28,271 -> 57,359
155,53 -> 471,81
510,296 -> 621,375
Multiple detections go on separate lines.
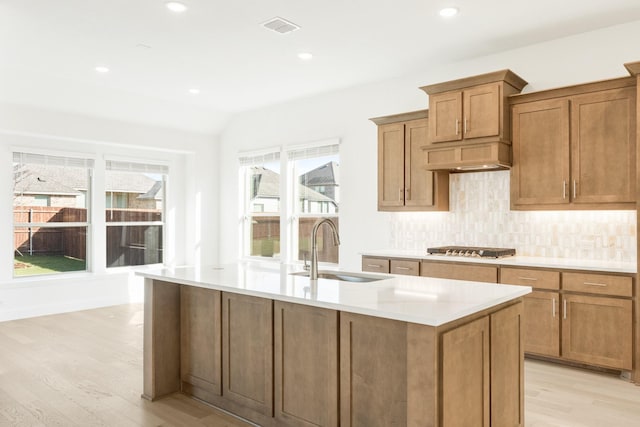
261,16 -> 300,34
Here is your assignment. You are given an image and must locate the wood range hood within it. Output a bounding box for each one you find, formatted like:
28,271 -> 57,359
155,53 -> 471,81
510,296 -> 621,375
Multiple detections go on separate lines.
419,69 -> 528,172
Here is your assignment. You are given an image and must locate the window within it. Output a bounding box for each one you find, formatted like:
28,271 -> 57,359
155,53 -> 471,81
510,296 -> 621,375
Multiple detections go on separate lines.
239,141 -> 339,264
239,151 -> 281,258
289,144 -> 340,264
13,152 -> 93,277
105,160 -> 166,268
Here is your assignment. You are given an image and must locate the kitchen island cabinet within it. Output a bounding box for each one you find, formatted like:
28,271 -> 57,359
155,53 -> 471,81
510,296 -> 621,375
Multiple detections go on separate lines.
139,264 -> 529,427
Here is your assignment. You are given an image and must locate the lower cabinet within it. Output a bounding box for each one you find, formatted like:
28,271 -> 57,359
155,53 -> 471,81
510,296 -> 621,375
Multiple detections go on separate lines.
501,268 -> 633,371
180,286 -> 222,403
421,261 -> 498,283
274,301 -> 339,427
222,292 -> 274,422
522,291 -> 560,357
562,294 -> 632,370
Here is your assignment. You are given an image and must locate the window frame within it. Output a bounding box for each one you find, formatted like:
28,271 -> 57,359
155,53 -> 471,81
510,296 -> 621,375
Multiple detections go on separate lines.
12,151 -> 94,278
239,139 -> 340,266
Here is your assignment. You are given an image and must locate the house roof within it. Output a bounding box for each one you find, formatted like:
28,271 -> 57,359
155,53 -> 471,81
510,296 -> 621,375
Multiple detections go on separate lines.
299,161 -> 339,187
13,164 -> 162,198
251,167 -> 335,204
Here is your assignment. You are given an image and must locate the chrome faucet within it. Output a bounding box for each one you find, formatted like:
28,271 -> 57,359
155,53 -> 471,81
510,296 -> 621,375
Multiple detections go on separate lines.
310,218 -> 340,280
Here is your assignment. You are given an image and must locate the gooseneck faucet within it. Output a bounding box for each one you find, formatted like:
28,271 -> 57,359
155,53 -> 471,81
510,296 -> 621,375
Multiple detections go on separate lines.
310,218 -> 340,280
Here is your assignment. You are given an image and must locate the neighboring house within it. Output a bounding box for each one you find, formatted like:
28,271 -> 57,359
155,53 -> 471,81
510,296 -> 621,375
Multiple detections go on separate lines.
299,161 -> 339,203
13,164 -> 162,210
251,166 -> 338,214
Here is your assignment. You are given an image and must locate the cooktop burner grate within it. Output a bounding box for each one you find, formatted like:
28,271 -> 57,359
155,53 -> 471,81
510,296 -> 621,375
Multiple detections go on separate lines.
426,246 -> 516,258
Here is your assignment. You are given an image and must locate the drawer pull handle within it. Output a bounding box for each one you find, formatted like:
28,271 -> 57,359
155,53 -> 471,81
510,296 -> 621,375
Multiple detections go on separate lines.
395,266 -> 411,271
518,276 -> 538,281
367,264 -> 382,268
583,282 -> 607,287
552,298 -> 556,318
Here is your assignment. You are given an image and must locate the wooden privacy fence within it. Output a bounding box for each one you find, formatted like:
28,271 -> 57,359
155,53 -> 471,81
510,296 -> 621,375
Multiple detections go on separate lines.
251,216 -> 339,263
14,207 -> 162,263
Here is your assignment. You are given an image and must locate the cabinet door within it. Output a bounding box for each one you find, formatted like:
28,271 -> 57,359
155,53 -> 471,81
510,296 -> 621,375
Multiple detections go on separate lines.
441,316 -> 490,427
378,123 -> 405,208
511,98 -> 570,206
222,292 -> 273,419
463,83 -> 501,140
562,294 -> 632,370
340,313 -> 408,427
570,87 -> 636,204
180,286 -> 222,403
523,291 -> 560,357
274,302 -> 338,427
490,302 -> 524,427
429,91 -> 463,143
405,118 -> 435,208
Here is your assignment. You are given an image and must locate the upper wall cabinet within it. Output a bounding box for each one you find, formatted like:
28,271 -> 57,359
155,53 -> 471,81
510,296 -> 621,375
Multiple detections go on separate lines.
419,70 -> 528,171
370,110 -> 449,211
511,78 -> 637,210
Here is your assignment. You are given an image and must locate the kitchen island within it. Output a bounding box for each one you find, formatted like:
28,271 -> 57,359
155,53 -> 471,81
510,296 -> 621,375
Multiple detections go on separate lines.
139,263 -> 531,427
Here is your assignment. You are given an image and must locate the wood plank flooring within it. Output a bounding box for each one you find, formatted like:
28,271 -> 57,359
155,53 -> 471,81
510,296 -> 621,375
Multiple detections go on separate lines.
0,304 -> 639,426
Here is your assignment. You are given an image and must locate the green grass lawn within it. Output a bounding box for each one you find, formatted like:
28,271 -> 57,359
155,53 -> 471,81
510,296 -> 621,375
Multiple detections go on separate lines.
13,255 -> 86,277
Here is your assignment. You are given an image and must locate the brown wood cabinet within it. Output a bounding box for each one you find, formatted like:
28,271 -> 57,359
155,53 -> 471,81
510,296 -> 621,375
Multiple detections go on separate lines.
222,292 -> 273,422
500,266 -> 634,370
274,302 -> 338,427
370,111 -> 449,211
180,286 -> 222,404
441,316 -> 490,427
511,79 -> 637,209
361,256 -> 390,273
562,294 -> 633,370
421,260 -> 498,283
419,70 -> 527,170
390,258 -> 420,276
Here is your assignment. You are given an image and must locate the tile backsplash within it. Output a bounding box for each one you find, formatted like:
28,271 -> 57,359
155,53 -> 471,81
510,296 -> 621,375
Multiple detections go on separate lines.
390,171 -> 637,262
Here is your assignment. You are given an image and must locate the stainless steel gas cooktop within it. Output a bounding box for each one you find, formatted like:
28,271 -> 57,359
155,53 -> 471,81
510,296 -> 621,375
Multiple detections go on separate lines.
426,246 -> 516,258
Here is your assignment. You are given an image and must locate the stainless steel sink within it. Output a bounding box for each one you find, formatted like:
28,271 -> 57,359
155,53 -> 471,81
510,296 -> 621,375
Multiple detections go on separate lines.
290,270 -> 386,283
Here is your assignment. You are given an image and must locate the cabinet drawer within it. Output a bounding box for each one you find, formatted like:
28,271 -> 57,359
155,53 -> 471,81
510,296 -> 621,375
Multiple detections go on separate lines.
390,259 -> 420,276
500,268 -> 560,290
562,272 -> 632,297
362,257 -> 390,274
420,262 -> 497,283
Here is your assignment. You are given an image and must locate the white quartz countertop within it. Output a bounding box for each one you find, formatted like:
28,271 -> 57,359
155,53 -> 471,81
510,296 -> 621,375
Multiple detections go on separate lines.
137,263 -> 530,327
361,250 -> 637,274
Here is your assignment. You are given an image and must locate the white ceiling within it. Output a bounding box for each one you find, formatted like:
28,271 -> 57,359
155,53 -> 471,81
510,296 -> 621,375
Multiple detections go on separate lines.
2,0 -> 640,135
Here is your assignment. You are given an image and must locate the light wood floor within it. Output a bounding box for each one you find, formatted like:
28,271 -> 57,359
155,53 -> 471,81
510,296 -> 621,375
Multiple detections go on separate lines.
0,304 -> 639,426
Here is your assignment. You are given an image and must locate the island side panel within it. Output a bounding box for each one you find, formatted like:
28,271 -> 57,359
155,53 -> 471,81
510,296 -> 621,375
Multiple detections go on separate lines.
406,323 -> 438,427
142,279 -> 181,401
274,301 -> 339,427
490,301 -> 524,427
340,312 -> 409,427
441,315 -> 490,427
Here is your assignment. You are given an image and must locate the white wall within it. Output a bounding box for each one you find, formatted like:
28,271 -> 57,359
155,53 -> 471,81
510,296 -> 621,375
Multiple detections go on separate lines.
219,20 -> 640,271
0,103 -> 218,321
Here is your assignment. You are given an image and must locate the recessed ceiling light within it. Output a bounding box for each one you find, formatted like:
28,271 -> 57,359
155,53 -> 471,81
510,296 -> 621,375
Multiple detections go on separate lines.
297,52 -> 313,60
95,66 -> 110,73
188,88 -> 200,95
165,1 -> 187,13
439,7 -> 459,17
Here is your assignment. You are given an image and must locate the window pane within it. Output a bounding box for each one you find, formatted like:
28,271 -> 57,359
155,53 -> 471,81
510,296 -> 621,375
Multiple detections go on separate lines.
13,163 -> 89,222
105,171 -> 163,222
248,162 -> 280,214
249,216 -> 280,258
298,217 -> 339,264
14,226 -> 87,276
107,225 -> 163,267
297,155 -> 339,214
